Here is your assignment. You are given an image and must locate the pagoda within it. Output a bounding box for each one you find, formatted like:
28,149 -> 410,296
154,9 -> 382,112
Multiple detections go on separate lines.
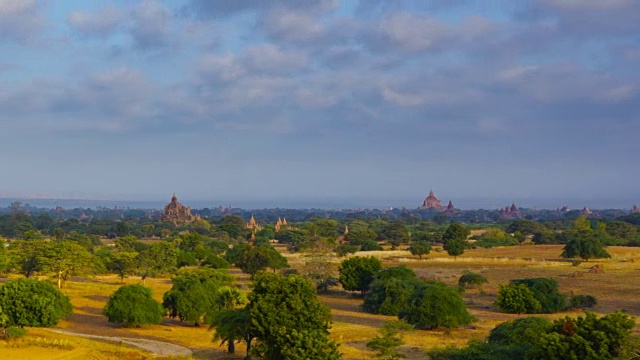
631,205 -> 640,214
160,193 -> 199,224
419,189 -> 444,210
499,202 -> 521,219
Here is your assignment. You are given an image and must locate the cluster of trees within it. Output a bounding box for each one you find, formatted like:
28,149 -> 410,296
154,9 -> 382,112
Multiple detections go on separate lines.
340,257 -> 474,330
103,271 -> 340,359
430,312 -> 636,360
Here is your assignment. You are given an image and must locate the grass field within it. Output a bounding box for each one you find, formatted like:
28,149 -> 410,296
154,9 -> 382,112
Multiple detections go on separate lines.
1,244 -> 639,359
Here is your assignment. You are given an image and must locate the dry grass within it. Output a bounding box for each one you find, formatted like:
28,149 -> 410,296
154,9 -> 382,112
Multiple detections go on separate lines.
2,245 -> 639,359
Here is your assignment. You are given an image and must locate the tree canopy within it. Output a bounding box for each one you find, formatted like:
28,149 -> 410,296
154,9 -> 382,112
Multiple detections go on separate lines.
0,278 -> 73,328
399,282 -> 473,330
339,256 -> 382,295
103,285 -> 164,327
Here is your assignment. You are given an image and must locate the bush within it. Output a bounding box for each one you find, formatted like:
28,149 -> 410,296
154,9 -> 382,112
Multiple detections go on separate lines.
511,278 -> 566,313
363,277 -> 421,315
104,285 -> 164,327
0,278 -> 73,327
488,317 -> 552,347
360,240 -> 383,251
400,282 -> 474,330
458,271 -> 487,289
334,244 -> 359,257
4,326 -> 26,339
495,283 -> 542,314
569,294 -> 597,309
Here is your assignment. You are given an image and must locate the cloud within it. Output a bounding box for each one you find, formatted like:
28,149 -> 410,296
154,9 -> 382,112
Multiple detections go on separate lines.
185,0 -> 338,18
129,0 -> 174,50
67,6 -> 125,37
0,0 -> 46,43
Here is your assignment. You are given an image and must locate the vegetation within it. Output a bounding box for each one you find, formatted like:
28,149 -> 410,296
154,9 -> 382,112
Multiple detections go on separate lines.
247,272 -> 340,360
363,266 -> 421,315
399,282 -> 474,330
103,285 -> 164,327
339,256 -> 382,295
367,320 -> 413,359
510,278 -> 566,313
0,278 -> 73,328
457,271 -> 488,289
494,283 -> 542,314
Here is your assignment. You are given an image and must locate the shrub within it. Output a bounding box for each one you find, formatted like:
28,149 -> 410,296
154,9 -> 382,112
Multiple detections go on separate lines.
104,285 -> 164,327
511,278 -> 566,313
4,326 -> 26,339
458,271 -> 487,289
360,240 -> 383,251
400,282 -> 474,330
334,244 -> 359,257
363,277 -> 421,315
569,294 -> 597,309
495,283 -> 542,314
0,278 -> 73,327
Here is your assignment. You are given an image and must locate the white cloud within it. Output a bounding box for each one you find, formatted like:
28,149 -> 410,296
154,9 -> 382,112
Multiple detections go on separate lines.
0,0 -> 45,42
67,6 -> 124,37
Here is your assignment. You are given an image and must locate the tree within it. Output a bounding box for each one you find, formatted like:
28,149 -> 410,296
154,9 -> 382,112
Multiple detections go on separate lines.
510,278 -> 566,313
345,228 -> 378,245
136,242 -> 178,284
364,277 -> 421,316
334,244 -> 359,257
367,320 -> 413,360
379,221 -> 410,249
529,311 -> 635,360
399,282 -> 473,330
301,240 -> 339,292
107,251 -> 139,283
7,240 -> 48,278
103,285 -> 164,327
604,221 -> 637,243
219,215 -> 247,239
339,256 -> 382,295
0,278 -> 73,327
38,240 -> 94,289
247,273 -> 340,360
408,241 -> 431,259
162,268 -> 233,326
458,271 -> 488,289
442,223 -> 469,258
236,246 -> 270,276
211,307 -> 256,359
561,230 -> 611,261
494,283 -> 542,314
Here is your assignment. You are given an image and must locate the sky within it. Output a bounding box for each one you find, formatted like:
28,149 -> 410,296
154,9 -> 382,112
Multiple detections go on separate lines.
0,0 -> 639,209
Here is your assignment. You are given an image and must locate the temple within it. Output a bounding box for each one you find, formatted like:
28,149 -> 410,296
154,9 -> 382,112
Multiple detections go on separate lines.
160,193 -> 199,224
275,217 -> 291,232
499,202 -> 521,219
247,215 -> 262,231
631,205 -> 640,214
443,200 -> 459,215
419,189 -> 444,210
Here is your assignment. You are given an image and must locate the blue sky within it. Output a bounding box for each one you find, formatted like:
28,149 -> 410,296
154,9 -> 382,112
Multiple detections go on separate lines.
1,0 -> 639,208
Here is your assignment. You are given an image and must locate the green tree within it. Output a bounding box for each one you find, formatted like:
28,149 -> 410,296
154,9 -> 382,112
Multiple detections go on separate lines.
604,221 -> 637,243
107,251 -> 139,283
379,221 -> 410,249
136,242 -> 178,284
494,283 -> 542,314
364,276 -> 421,316
210,307 -> 256,359
103,285 -> 164,327
339,256 -> 382,295
236,246 -> 270,276
7,240 -> 48,278
334,243 -> 359,257
345,228 -> 378,245
38,240 -> 94,289
301,240 -> 339,293
219,215 -> 247,239
115,222 -> 130,237
442,223 -> 469,258
400,282 -> 473,330
162,268 -> 233,326
510,278 -> 566,313
408,240 -> 431,259
367,320 -> 413,360
561,230 -> 611,261
248,273 -> 339,360
0,278 -> 73,327
529,311 -> 635,360
457,271 -> 488,289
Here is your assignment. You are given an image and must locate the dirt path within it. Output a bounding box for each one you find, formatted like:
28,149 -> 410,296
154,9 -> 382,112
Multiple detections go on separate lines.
47,329 -> 193,357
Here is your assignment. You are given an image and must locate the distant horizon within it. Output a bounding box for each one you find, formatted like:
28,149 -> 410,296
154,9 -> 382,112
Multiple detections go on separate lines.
1,195 -> 638,212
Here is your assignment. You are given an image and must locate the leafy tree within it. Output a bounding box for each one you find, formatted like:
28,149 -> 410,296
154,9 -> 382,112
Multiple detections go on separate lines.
210,307 -> 256,358
494,283 -> 542,314
379,221 -> 410,249
225,242 -> 251,265
107,251 -> 139,283
334,243 -> 359,257
361,240 -> 383,251
115,222 -> 130,237
219,215 -> 247,238
274,229 -> 311,249
339,256 -> 382,295
345,228 -> 378,245
604,221 -> 637,243
248,273 -> 339,360
399,282 -> 473,330
529,311 -> 635,360
103,285 -> 164,327
364,277 -> 421,316
162,268 -> 233,326
38,240 -> 94,289
510,278 -> 566,313
442,223 -> 469,258
408,240 -> 431,259
0,278 -> 73,327
301,241 -> 338,292
7,240 -> 48,278
506,219 -> 546,235
367,320 -> 413,360
136,242 -> 178,284
561,230 -> 611,261
458,271 -> 488,289
488,316 -> 552,348
569,294 -> 598,309
236,246 -> 270,276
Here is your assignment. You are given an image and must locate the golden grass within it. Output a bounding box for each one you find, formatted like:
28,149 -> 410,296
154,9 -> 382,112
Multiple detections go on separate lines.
2,245 -> 639,359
